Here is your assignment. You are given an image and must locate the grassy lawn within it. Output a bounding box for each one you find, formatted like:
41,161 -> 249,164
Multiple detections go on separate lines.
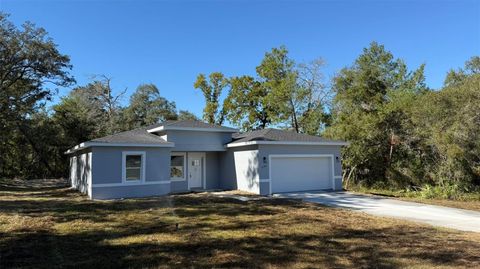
349,188 -> 480,212
1,180 -> 480,268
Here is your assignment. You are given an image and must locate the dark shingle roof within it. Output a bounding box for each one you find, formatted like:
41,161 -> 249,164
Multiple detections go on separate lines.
231,128 -> 345,144
85,120 -> 236,145
147,120 -> 238,132
89,128 -> 170,145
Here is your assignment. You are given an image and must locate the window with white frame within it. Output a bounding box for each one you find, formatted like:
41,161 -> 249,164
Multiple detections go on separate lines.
123,152 -> 145,182
170,153 -> 185,180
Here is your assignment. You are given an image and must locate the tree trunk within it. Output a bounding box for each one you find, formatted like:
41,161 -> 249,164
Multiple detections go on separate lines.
16,121 -> 54,176
290,99 -> 299,133
344,165 -> 357,190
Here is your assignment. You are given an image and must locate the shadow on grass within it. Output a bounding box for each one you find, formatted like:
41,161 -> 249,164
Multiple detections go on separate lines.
1,179 -> 479,268
2,221 -> 478,269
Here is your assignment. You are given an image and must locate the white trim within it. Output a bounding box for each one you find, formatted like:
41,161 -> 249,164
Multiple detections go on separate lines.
122,151 -> 146,184
147,126 -> 238,133
203,154 -> 206,189
187,152 -> 206,190
170,179 -> 187,182
70,156 -> 77,188
226,140 -> 349,148
87,152 -> 93,198
170,152 -> 187,181
92,180 -> 171,188
65,141 -> 174,154
268,154 -> 335,195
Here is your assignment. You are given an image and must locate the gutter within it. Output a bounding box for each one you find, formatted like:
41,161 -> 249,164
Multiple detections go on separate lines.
64,141 -> 175,155
225,140 -> 350,148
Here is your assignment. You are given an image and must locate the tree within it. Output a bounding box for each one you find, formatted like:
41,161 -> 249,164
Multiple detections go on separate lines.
413,60 -> 480,188
256,46 -> 300,131
325,42 -> 428,187
194,72 -> 228,125
87,75 -> 126,134
0,13 -> 74,124
178,110 -> 199,121
0,13 -> 74,178
53,76 -> 127,148
53,88 -> 103,145
224,47 -> 302,131
296,58 -> 331,135
444,56 -> 480,87
223,75 -> 269,130
224,47 -> 329,133
124,84 -> 177,128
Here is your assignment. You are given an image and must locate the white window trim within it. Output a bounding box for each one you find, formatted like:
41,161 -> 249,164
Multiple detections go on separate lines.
170,152 -> 186,181
122,151 -> 146,184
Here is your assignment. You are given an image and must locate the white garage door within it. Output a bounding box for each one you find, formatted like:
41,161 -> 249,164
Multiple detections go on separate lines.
270,155 -> 333,193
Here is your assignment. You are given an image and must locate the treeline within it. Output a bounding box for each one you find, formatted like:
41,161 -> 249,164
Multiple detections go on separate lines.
193,48 -> 330,135
2,73 -> 199,179
326,47 -> 480,192
0,14 -> 198,178
193,43 -> 480,192
1,13 -> 479,193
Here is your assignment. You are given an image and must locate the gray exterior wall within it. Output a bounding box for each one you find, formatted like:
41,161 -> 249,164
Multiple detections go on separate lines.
219,145 -> 260,193
92,184 -> 170,199
218,144 -> 343,195
69,149 -> 92,196
170,151 -> 221,193
70,136 -> 344,199
170,178 -> 188,193
257,144 -> 344,192
162,130 -> 232,151
205,152 -> 221,189
90,146 -> 172,199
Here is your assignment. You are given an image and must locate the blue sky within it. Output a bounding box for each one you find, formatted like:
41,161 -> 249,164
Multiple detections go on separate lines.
1,0 -> 479,118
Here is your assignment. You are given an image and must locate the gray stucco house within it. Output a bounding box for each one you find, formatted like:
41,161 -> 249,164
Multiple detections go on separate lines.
67,120 -> 348,199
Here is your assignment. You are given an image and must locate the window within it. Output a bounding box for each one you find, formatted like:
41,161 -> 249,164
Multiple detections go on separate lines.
122,152 -> 145,182
171,153 -> 185,180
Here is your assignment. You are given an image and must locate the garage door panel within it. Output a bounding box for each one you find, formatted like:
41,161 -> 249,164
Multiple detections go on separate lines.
271,156 -> 332,193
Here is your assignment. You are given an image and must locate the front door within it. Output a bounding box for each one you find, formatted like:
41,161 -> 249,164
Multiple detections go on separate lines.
188,153 -> 203,188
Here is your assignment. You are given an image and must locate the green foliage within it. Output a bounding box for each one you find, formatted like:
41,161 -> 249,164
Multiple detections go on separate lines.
223,75 -> 270,130
223,47 -> 330,133
444,56 -> 480,87
194,72 -> 228,125
53,90 -> 99,145
422,73 -> 480,186
0,13 -> 74,178
327,43 -> 480,192
325,42 -> 429,187
2,8 -> 478,196
177,110 -> 199,121
124,84 -> 177,129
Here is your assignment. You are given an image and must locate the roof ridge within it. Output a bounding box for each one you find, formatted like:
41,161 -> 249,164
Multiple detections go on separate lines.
96,126 -> 145,138
263,128 -> 273,136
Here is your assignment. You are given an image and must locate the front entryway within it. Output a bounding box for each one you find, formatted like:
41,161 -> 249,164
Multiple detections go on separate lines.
188,153 -> 203,188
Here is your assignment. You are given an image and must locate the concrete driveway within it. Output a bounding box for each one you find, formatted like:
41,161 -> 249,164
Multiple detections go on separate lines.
274,191 -> 480,232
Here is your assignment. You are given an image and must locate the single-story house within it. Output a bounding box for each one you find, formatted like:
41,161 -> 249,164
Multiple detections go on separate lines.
66,120 -> 348,199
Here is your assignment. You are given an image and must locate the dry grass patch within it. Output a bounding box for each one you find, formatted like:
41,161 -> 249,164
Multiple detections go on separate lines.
1,179 -> 480,268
